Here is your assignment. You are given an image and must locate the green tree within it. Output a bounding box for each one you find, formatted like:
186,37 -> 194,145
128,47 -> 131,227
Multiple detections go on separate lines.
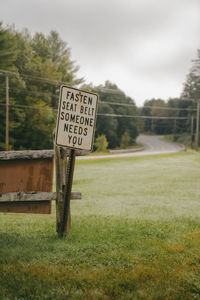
141,99 -> 157,133
0,24 -> 84,150
0,22 -> 18,70
0,23 -> 19,150
167,98 -> 180,134
92,81 -> 138,149
141,98 -> 180,135
47,30 -> 83,85
182,50 -> 200,101
95,102 -> 119,148
94,135 -> 108,152
179,50 -> 200,138
31,32 -> 51,62
120,131 -> 131,148
151,99 -> 170,134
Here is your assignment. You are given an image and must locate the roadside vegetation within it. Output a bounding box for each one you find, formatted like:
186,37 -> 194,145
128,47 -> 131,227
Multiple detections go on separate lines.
0,22 -> 138,152
164,133 -> 192,148
1,22 -> 200,152
1,152 -> 200,299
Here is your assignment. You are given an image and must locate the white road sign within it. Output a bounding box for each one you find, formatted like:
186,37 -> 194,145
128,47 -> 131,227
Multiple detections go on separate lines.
55,86 -> 98,151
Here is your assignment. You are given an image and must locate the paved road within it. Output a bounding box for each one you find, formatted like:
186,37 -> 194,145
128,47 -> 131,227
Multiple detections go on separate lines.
77,135 -> 184,160
136,135 -> 184,153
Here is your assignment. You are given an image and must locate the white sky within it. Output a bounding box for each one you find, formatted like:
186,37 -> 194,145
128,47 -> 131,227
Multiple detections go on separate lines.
0,0 -> 200,106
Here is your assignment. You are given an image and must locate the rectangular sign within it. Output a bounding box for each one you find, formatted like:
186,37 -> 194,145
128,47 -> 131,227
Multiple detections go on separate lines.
55,86 -> 98,151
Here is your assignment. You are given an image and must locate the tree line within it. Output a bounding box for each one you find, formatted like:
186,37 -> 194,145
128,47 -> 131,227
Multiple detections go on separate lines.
139,51 -> 200,145
0,22 -> 199,151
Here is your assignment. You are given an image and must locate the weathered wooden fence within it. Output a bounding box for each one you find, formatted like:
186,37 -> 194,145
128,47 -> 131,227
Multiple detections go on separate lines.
0,148 -> 85,236
0,150 -> 54,214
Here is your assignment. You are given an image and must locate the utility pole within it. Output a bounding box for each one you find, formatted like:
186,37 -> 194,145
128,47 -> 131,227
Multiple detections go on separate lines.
5,74 -> 9,151
195,100 -> 200,151
151,118 -> 154,133
173,119 -> 177,134
191,114 -> 194,148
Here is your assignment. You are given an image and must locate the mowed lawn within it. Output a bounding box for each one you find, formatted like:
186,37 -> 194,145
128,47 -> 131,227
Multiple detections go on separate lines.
0,151 -> 200,299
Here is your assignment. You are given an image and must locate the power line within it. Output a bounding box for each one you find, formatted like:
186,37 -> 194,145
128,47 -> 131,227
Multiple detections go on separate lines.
97,113 -> 190,120
0,69 -> 198,112
8,88 -> 59,99
0,69 -> 123,95
142,105 -> 196,112
99,101 -> 196,111
86,87 -> 125,95
2,88 -> 195,112
0,69 -> 125,97
0,103 -> 57,111
0,69 -> 73,86
0,69 -> 197,121
99,101 -> 137,107
0,103 -> 191,120
180,97 -> 196,103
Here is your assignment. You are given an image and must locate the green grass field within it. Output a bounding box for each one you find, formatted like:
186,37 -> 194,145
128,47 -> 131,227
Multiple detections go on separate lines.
1,151 -> 200,299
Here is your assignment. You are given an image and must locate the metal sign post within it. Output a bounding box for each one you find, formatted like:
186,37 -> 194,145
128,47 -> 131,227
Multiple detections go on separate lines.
55,86 -> 98,237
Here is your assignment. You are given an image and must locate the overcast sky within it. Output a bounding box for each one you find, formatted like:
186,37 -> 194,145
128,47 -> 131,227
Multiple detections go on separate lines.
0,0 -> 200,106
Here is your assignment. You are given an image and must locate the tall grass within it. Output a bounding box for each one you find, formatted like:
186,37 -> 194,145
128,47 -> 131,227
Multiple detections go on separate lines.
0,152 -> 200,299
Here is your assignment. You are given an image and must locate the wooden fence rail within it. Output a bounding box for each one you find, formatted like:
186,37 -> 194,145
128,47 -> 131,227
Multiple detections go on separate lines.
0,150 -> 82,224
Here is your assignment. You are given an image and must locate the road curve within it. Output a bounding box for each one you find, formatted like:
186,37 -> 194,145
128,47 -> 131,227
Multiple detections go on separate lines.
77,135 -> 184,160
136,135 -> 184,153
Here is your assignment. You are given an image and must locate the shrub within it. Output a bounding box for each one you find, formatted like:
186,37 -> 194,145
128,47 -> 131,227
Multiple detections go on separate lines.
120,131 -> 131,148
94,135 -> 108,152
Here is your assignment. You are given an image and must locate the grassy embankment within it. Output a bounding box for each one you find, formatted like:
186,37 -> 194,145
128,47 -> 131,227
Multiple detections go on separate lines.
0,151 -> 200,299
164,134 -> 192,148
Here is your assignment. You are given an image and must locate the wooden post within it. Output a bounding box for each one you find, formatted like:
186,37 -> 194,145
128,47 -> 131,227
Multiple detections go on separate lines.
54,86 -> 98,236
55,146 -> 76,237
191,114 -> 194,148
55,146 -> 64,234
195,101 -> 200,151
5,74 -> 9,151
62,149 -> 76,235
55,146 -> 68,236
151,118 -> 154,133
173,119 -> 177,134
